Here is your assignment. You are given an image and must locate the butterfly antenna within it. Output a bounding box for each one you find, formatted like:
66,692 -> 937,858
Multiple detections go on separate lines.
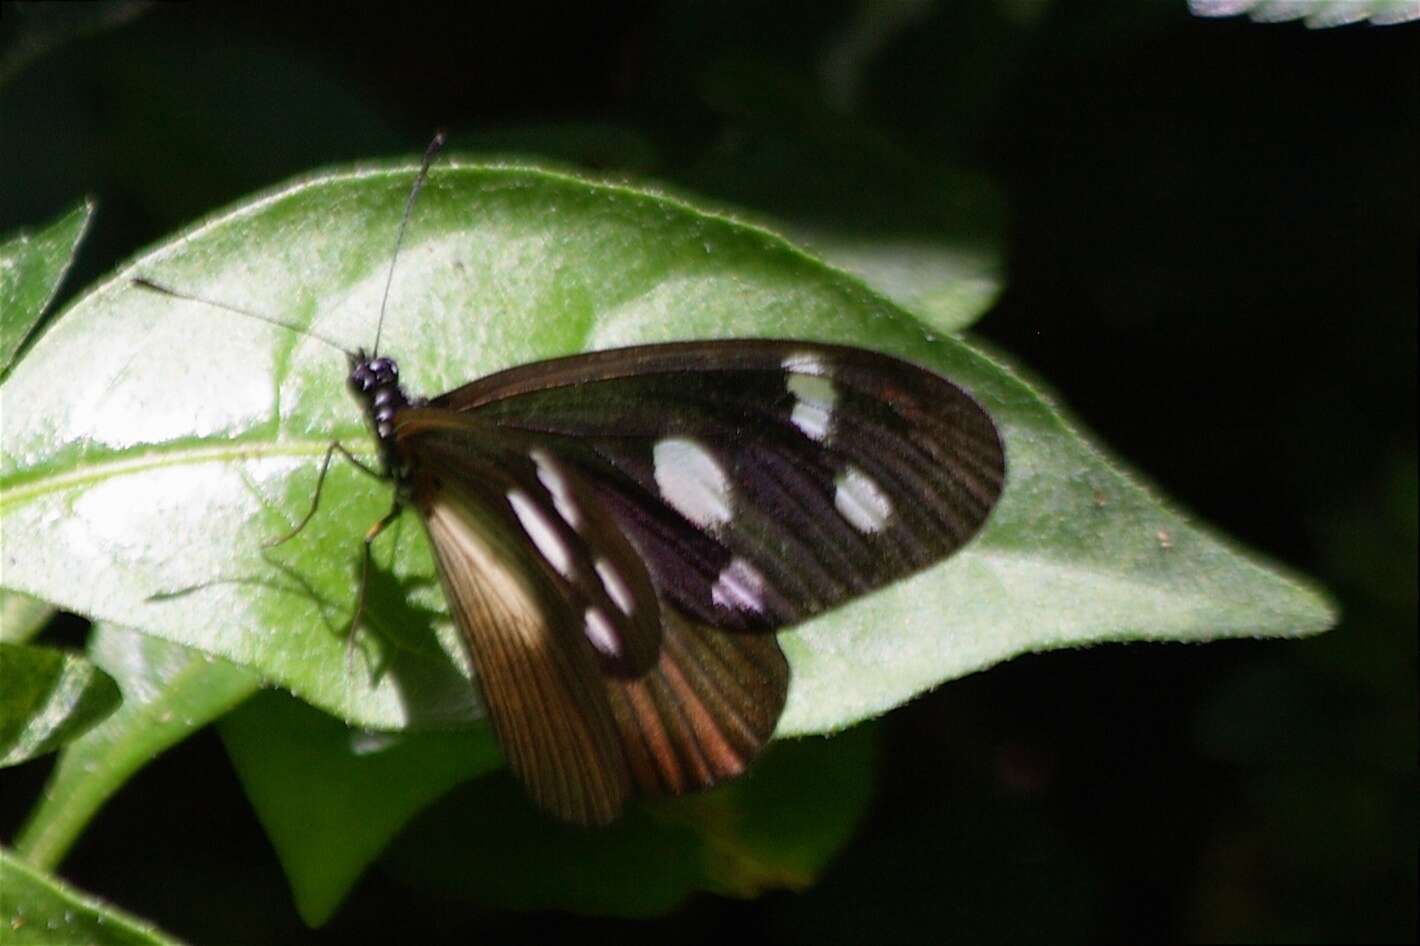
132,277 -> 354,356
372,129 -> 448,358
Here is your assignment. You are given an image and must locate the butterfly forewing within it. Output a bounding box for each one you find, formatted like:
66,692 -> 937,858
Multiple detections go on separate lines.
434,340 -> 1006,635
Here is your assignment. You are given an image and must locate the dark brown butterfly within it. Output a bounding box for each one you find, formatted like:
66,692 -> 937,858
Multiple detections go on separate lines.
141,136 -> 1006,825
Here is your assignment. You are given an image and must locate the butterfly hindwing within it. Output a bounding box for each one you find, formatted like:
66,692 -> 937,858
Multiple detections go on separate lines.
398,406 -> 789,821
401,409 -> 662,676
405,430 -> 630,824
606,608 -> 788,797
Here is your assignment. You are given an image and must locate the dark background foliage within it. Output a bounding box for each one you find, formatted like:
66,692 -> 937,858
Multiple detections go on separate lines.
2,1 -> 1414,942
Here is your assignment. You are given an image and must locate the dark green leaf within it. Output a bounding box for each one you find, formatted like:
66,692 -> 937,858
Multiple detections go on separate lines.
0,642 -> 119,766
0,199 -> 93,377
381,724 -> 878,916
219,690 -> 502,926
0,846 -> 187,946
664,724 -> 879,899
14,626 -> 259,869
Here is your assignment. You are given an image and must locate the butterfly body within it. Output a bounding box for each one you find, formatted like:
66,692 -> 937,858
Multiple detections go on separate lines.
348,352 -> 420,486
341,338 -> 1005,824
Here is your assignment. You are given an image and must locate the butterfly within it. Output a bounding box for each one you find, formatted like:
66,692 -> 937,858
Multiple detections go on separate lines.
139,136 -> 1006,825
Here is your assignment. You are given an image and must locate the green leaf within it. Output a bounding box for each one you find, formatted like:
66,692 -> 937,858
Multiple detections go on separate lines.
670,723 -> 879,898
0,162 -> 1335,740
0,846 -> 187,946
218,690 -> 501,927
386,778 -> 699,918
0,199 -> 93,377
792,228 -> 1001,334
381,723 -> 878,916
0,590 -> 55,644
0,642 -> 119,766
446,124 -> 1004,333
13,625 -> 259,869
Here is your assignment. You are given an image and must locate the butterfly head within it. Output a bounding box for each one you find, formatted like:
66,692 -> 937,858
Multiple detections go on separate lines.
349,350 -> 401,392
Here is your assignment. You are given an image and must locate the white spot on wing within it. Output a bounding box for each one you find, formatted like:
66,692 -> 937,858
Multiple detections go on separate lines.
712,557 -> 766,614
584,607 -> 621,660
595,557 -> 635,615
834,466 -> 893,533
787,373 -> 837,441
782,351 -> 830,376
652,437 -> 733,528
530,448 -> 582,530
507,488 -> 574,577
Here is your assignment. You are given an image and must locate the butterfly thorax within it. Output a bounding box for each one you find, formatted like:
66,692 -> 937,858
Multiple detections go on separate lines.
349,351 -> 420,483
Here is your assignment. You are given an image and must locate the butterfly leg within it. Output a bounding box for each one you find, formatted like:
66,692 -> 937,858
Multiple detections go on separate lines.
345,501 -> 405,668
264,442 -> 385,549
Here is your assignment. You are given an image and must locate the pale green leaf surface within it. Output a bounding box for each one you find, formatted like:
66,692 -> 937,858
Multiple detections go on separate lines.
0,641 -> 119,767
794,228 -> 1001,334
0,846 -> 187,946
0,162 -> 1335,739
0,199 -> 94,377
14,625 -> 259,870
219,689 -> 501,927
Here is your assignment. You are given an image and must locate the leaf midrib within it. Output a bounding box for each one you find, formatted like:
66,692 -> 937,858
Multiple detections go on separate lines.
0,439 -> 374,511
